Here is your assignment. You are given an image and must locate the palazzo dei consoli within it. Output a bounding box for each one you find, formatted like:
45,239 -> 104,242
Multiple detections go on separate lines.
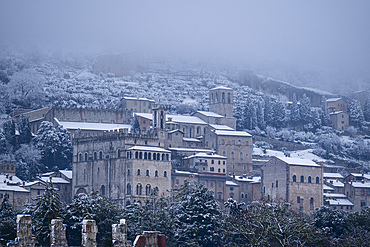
71,86 -> 254,207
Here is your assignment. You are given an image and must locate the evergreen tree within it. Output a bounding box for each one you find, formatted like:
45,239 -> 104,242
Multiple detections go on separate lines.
348,98 -> 364,127
0,194 -> 16,246
3,119 -> 16,150
257,100 -> 266,130
62,192 -> 122,246
0,130 -> 7,154
321,96 -> 330,126
264,96 -> 273,126
131,116 -> 141,134
17,114 -> 32,145
170,182 -> 222,246
271,101 -> 286,128
24,181 -> 62,246
300,94 -> 312,125
363,94 -> 370,122
55,126 -> 72,170
15,144 -> 43,181
33,121 -> 59,169
290,93 -> 300,129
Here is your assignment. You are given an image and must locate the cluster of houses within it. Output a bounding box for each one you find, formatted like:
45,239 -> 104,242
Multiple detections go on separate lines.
1,87 -> 368,214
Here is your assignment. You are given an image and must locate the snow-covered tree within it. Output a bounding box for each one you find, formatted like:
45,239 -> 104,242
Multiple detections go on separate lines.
290,93 -> 300,128
264,96 -> 273,127
321,96 -> 330,126
170,181 -> 222,246
0,194 -> 16,246
348,98 -> 364,127
3,119 -> 16,150
257,100 -> 266,130
17,114 -> 32,145
15,144 -> 43,181
62,192 -> 122,246
55,126 -> 72,170
300,93 -> 312,125
271,101 -> 286,128
364,94 -> 370,122
0,130 -> 7,154
24,180 -> 62,246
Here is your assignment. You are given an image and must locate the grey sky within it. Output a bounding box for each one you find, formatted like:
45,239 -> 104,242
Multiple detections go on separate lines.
1,1 -> 370,92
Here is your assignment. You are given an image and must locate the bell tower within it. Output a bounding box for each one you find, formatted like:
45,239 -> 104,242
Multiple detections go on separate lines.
152,104 -> 166,142
209,86 -> 233,117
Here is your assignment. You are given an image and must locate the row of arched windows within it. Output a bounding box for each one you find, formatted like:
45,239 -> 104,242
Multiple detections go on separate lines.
133,169 -> 167,178
292,175 -> 320,184
79,149 -> 123,162
126,183 -> 159,196
210,92 -> 231,104
129,151 -> 170,161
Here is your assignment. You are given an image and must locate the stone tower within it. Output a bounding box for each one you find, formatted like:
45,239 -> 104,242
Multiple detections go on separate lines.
152,104 -> 166,141
209,86 -> 233,118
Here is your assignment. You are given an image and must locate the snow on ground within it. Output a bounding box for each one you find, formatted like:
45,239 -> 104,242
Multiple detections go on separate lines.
253,147 -> 327,163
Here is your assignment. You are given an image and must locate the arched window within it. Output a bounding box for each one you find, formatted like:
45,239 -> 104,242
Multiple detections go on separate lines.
310,197 -> 314,210
157,153 -> 160,160
79,153 -> 82,162
139,152 -> 142,159
197,126 -> 201,134
99,151 -> 103,160
127,169 -> 130,176
136,184 -> 142,195
222,92 -> 225,102
162,154 -> 165,160
148,153 -> 151,160
231,152 -> 234,159
127,184 -> 131,195
228,93 -> 231,103
146,184 -> 151,196
144,152 -> 147,160
164,171 -> 167,177
118,150 -> 121,158
155,187 -> 159,195
135,152 -> 138,159
316,177 -> 320,184
146,170 -> 149,176
155,170 -> 158,177
137,169 -> 141,176
153,153 -> 156,160
300,176 -> 304,183
308,176 -> 312,183
94,152 -> 97,160
211,160 -> 214,164
239,152 -> 243,159
101,185 -> 105,196
166,154 -> 169,160
293,175 -> 296,182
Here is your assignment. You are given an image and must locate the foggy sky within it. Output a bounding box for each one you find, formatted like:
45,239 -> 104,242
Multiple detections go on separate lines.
1,1 -> 370,92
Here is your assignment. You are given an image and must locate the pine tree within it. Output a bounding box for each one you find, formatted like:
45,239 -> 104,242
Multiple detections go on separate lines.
300,94 -> 312,125
17,114 -> 32,145
3,119 -> 16,150
0,130 -> 7,154
0,194 -> 16,245
24,180 -> 62,246
264,96 -> 273,127
290,93 -> 300,129
55,126 -> 72,170
363,94 -> 370,122
15,144 -> 43,181
257,100 -> 266,130
348,98 -> 364,127
271,101 -> 286,128
321,96 -> 330,126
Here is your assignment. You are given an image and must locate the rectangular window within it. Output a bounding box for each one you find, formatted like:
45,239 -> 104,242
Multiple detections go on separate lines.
361,201 -> 366,207
176,179 -> 179,185
219,182 -> 222,187
276,180 -> 278,188
297,196 -> 301,203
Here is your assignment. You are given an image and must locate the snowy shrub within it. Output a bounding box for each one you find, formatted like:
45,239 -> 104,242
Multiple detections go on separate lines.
265,126 -> 276,139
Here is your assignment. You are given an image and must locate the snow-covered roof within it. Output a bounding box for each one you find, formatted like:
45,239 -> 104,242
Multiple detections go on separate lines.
0,174 -> 23,184
348,181 -> 370,188
56,119 -> 131,132
234,176 -> 261,183
168,129 -> 184,134
184,152 -> 227,160
326,199 -> 354,206
213,130 -> 252,137
196,111 -> 224,118
326,180 -> 344,187
169,148 -> 215,153
0,184 -> 29,192
323,173 -> 344,179
349,173 -> 370,180
23,181 -> 42,187
128,146 -> 170,153
209,124 -> 234,130
323,184 -> 335,191
226,181 -> 239,186
60,170 -> 72,179
123,97 -> 154,102
173,170 -> 198,176
134,113 -> 152,120
166,115 -> 208,125
39,177 -> 70,184
183,137 -> 201,142
326,98 -> 342,102
276,156 -> 320,167
210,86 -> 232,91
329,111 -> 346,115
323,193 -> 347,198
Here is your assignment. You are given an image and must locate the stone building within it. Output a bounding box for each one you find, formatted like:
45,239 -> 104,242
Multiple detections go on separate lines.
209,86 -> 233,118
204,130 -> 253,176
344,181 -> 370,212
122,97 -> 155,115
329,111 -> 349,131
326,98 -> 347,113
0,160 -> 16,175
0,174 -> 30,211
261,156 -> 323,214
